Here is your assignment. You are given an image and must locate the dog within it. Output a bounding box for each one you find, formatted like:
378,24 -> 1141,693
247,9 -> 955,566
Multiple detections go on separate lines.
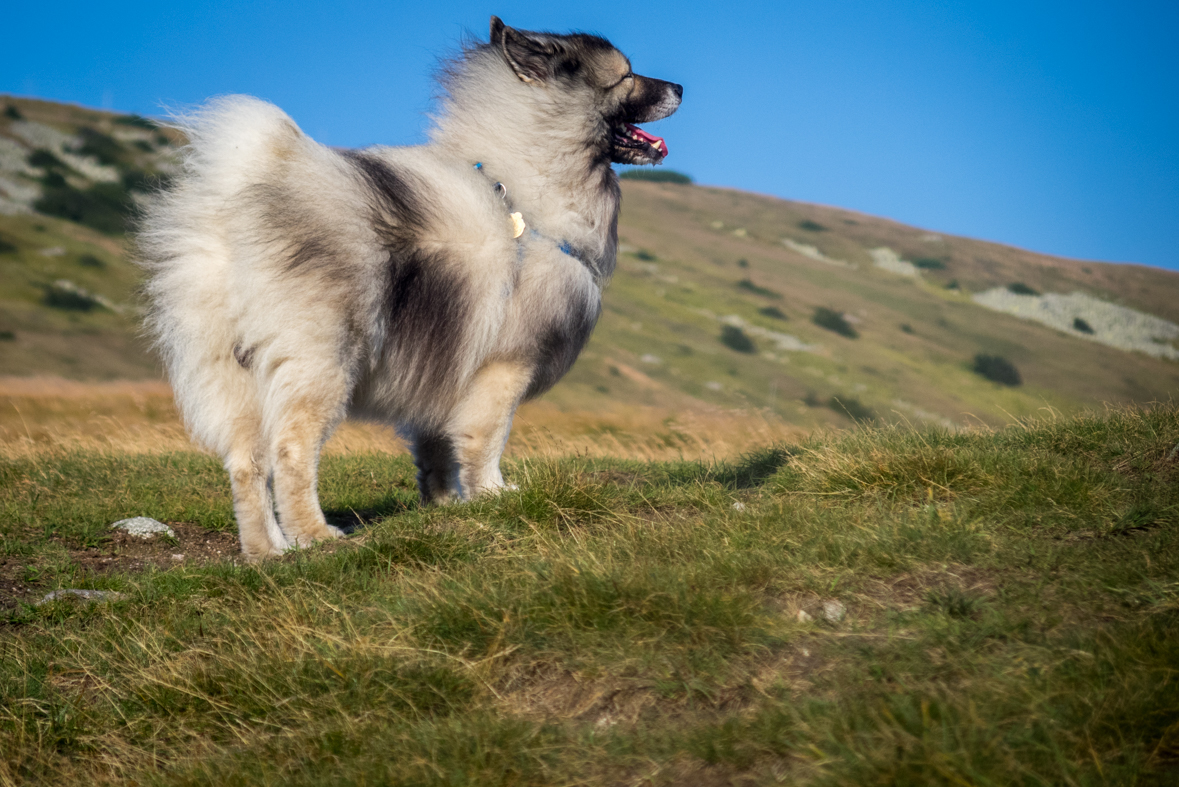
137,17 -> 682,559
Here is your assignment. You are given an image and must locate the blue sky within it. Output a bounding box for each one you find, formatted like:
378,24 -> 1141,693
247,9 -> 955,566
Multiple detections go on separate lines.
4,1 -> 1177,271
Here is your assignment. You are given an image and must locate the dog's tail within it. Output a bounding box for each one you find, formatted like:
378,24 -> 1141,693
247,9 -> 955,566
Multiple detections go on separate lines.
137,96 -> 311,456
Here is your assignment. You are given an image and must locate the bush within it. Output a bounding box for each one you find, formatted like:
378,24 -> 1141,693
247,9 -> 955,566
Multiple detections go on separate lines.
720,325 -> 756,353
945,279 -> 960,290
798,220 -> 826,232
28,149 -> 66,171
1007,282 -> 1039,296
758,306 -> 788,320
900,323 -> 914,334
0,330 -> 15,341
114,114 -> 159,129
122,169 -> 156,192
34,182 -> 131,235
634,249 -> 656,261
737,278 -> 781,299
619,169 -> 692,184
78,254 -> 105,268
912,257 -> 946,270
812,307 -> 858,338
828,395 -> 875,423
1073,317 -> 1095,334
737,258 -> 749,268
0,235 -> 17,255
973,353 -> 1021,386
75,127 -> 126,166
4,104 -> 23,120
42,283 -> 99,311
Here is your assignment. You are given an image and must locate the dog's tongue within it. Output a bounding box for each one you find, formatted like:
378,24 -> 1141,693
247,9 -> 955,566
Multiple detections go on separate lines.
627,123 -> 668,158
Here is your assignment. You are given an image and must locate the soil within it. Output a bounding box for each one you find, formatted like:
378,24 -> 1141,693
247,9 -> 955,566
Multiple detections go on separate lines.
0,521 -> 239,612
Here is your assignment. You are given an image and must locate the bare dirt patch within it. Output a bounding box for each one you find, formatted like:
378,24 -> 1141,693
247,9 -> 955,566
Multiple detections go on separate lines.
0,521 -> 239,610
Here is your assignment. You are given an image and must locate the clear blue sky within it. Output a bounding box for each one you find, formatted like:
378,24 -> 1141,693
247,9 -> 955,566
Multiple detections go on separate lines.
5,1 -> 1177,271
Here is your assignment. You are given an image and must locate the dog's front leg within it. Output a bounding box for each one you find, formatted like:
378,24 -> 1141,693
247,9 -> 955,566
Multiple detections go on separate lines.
446,360 -> 532,499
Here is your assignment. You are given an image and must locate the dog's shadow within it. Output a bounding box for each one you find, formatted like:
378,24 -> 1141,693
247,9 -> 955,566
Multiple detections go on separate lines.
324,497 -> 415,535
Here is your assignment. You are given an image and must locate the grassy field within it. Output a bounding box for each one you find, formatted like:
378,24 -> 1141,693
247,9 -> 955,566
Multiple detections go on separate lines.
2,404 -> 1177,785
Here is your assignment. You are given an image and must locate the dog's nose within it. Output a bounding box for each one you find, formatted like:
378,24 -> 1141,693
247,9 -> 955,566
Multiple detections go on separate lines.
671,83 -> 683,100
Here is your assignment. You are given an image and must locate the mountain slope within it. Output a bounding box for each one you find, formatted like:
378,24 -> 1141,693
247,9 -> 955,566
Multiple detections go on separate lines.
2,95 -> 1177,429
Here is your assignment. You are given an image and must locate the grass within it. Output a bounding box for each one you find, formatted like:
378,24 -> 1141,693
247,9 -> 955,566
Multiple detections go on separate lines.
1,404 -> 1177,784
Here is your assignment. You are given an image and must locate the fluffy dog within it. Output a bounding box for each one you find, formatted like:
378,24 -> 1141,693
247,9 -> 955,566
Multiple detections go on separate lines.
137,17 -> 682,559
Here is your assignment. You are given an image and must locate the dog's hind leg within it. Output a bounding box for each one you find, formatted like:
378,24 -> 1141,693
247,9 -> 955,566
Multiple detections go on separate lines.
225,415 -> 288,560
262,362 -> 349,548
446,360 -> 532,499
410,432 -> 459,505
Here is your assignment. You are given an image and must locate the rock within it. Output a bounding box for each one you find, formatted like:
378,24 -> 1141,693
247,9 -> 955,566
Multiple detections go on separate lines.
797,609 -> 813,623
38,589 -> 126,605
731,501 -> 746,512
821,600 -> 847,623
112,517 -> 175,539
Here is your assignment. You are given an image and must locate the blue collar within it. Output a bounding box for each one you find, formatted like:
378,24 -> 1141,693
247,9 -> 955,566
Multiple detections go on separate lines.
475,161 -> 584,264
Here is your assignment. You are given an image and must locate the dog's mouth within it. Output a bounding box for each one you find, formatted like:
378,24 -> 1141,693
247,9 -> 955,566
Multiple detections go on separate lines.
612,122 -> 668,165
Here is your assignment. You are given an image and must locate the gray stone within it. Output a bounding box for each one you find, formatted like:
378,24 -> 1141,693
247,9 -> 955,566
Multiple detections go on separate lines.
821,600 -> 847,622
38,589 -> 127,605
112,517 -> 175,539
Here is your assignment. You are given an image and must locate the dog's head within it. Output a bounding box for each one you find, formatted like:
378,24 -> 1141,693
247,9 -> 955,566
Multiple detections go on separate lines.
488,17 -> 682,166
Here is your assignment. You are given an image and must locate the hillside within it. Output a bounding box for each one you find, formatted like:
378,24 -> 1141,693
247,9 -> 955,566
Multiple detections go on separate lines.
3,95 -> 1178,429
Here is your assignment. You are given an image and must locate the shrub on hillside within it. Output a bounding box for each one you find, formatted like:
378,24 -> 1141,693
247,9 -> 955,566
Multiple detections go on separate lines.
1073,317 -> 1095,334
634,249 -> 656,261
75,127 -> 126,166
737,278 -> 781,299
973,353 -> 1021,386
619,169 -> 692,184
759,306 -> 788,320
28,149 -> 66,171
812,307 -> 858,338
42,282 -> 99,311
114,114 -> 159,129
0,235 -> 17,255
34,182 -> 131,235
720,325 -> 756,353
1007,282 -> 1039,296
912,257 -> 946,270
798,220 -> 826,232
78,254 -> 105,268
828,395 -> 875,423
4,105 -> 23,120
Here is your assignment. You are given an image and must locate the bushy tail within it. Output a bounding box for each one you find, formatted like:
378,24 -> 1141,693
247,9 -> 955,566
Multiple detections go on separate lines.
137,96 -> 306,456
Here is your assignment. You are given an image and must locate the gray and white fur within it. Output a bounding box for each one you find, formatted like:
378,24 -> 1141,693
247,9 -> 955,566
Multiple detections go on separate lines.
137,17 -> 682,559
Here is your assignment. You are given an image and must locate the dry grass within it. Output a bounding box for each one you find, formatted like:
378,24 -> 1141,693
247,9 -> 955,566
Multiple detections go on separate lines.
0,376 -> 807,461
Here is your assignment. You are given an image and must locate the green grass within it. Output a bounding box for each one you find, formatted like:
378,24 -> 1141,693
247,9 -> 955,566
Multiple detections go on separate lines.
2,405 -> 1178,784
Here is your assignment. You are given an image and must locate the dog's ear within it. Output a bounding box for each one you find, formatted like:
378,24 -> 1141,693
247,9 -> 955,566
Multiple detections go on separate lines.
497,23 -> 558,83
489,16 -> 506,46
